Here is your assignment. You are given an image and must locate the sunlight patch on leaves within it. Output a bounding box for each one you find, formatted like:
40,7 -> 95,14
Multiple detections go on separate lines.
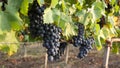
43,8 -> 53,23
63,23 -> 76,40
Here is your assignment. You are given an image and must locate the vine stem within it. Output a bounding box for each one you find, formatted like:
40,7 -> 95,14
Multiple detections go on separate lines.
103,38 -> 120,68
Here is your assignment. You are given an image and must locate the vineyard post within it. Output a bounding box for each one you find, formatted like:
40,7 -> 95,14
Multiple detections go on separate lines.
65,44 -> 69,64
103,38 -> 120,68
45,52 -> 48,68
23,42 -> 27,57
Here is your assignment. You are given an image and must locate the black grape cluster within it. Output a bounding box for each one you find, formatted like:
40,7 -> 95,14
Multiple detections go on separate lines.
72,23 -> 94,59
42,24 -> 62,61
28,0 -> 67,62
72,23 -> 84,47
77,37 -> 94,59
28,0 -> 45,38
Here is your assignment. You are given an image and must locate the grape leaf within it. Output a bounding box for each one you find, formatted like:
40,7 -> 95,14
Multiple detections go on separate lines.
0,31 -> 19,56
91,1 -> 105,23
0,11 -> 23,31
63,23 -> 76,40
37,0 -> 44,6
64,0 -> 78,5
95,24 -> 100,35
50,0 -> 58,8
75,10 -> 87,24
112,43 -> 119,54
95,35 -> 102,50
43,8 -> 53,23
20,0 -> 29,16
7,0 -> 23,12
78,0 -> 84,6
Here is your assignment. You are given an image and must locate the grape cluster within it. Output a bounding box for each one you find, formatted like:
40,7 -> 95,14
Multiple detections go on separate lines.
72,23 -> 84,47
28,0 -> 45,38
72,23 -> 94,59
28,0 -> 67,62
77,37 -> 94,59
42,24 -> 62,61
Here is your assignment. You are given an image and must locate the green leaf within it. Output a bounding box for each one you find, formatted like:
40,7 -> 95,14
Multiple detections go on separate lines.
20,0 -> 29,16
0,34 -> 6,42
0,45 -> 10,53
61,0 -> 66,12
83,12 -> 91,25
37,0 -> 44,6
64,0 -> 78,5
95,24 -> 100,35
52,8 -> 61,25
63,23 -> 76,40
0,12 -> 11,31
0,11 -> 23,31
7,0 -> 23,12
0,31 -> 19,56
107,15 -> 114,28
78,0 -> 84,6
110,0 -> 116,5
95,35 -> 102,50
50,0 -> 58,8
75,10 -> 86,23
91,1 -> 105,22
43,8 -> 53,23
114,5 -> 119,13
112,43 -> 119,54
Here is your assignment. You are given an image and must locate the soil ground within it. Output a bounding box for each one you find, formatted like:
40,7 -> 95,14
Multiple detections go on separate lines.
0,44 -> 120,68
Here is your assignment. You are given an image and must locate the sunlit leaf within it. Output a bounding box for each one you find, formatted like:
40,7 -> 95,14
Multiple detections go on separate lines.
95,24 -> 100,35
37,0 -> 44,6
20,0 -> 29,16
0,31 -> 19,56
50,0 -> 58,8
43,8 -> 53,23
95,35 -> 102,50
63,23 -> 76,39
112,43 -> 119,54
91,1 -> 105,22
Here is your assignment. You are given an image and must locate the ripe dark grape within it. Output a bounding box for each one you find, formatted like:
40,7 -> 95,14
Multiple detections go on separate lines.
28,0 -> 45,38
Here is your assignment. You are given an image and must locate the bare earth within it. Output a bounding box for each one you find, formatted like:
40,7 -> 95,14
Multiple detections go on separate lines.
0,44 -> 120,68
